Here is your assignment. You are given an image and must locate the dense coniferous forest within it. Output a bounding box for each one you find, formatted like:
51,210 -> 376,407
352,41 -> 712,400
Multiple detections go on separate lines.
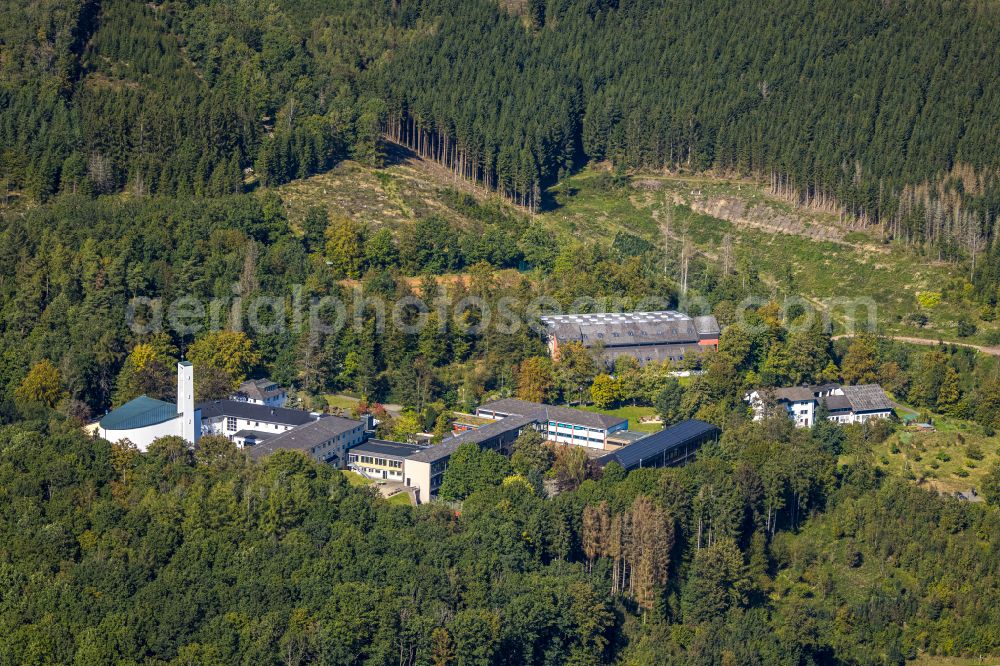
4,0 -> 1000,241
5,0 -> 1000,663
3,415 -> 1000,664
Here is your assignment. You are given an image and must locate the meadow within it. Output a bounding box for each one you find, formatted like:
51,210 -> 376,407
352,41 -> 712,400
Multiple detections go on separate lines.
867,414 -> 1000,496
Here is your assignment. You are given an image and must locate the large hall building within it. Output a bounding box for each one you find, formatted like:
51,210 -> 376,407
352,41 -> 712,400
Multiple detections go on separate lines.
540,310 -> 720,366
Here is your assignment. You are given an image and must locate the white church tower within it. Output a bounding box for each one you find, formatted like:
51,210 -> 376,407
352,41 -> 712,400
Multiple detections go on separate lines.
177,361 -> 199,444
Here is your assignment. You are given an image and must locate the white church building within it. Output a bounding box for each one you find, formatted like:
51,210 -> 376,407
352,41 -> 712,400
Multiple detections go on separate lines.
97,361 -> 201,451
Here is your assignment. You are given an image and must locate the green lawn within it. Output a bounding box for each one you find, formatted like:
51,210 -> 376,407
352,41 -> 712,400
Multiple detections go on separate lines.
581,404 -> 663,433
385,492 -> 413,506
342,470 -> 413,505
324,393 -> 360,412
342,470 -> 373,487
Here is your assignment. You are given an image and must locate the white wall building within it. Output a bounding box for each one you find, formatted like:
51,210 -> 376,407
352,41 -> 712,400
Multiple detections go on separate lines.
97,362 -> 202,452
246,416 -> 366,467
747,383 -> 894,428
199,399 -> 320,447
348,439 -> 423,481
475,398 -> 628,450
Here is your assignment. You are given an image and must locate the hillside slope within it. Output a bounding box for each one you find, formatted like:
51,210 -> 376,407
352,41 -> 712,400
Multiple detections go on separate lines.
274,150 -> 1000,345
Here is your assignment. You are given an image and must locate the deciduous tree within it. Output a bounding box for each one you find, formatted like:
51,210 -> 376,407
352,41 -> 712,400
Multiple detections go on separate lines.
15,359 -> 66,410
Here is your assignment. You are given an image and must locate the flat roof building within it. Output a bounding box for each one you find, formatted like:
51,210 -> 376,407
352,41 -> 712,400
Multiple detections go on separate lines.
597,419 -> 719,471
349,439 -> 423,482
605,429 -> 649,449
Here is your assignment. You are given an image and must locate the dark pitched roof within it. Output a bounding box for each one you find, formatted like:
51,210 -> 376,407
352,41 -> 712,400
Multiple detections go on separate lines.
821,394 -> 853,413
477,398 -> 626,430
197,400 -> 316,426
541,311 -> 703,348
234,378 -> 285,401
100,395 -> 178,430
600,343 -> 702,365
769,383 -> 893,415
351,439 -> 423,458
475,398 -> 547,418
693,315 -> 721,338
598,419 -> 719,469
842,384 -> 893,412
233,429 -> 276,441
404,440 -> 463,464
406,414 -> 536,464
247,416 -> 364,460
773,386 -> 818,403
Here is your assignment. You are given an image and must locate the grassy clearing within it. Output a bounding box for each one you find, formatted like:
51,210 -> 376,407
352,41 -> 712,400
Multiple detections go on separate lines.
276,152 -> 996,344
543,168 -> 998,344
546,171 -> 661,240
867,413 -> 1000,495
276,145 -> 493,234
908,656 -> 1000,666
580,404 -> 662,433
324,393 -> 360,412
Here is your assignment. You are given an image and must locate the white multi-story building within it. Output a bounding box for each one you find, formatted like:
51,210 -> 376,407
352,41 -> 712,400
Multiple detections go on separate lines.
231,378 -> 287,407
199,399 -> 320,447
247,415 -> 366,467
746,383 -> 894,428
348,439 -> 423,481
475,398 -> 628,450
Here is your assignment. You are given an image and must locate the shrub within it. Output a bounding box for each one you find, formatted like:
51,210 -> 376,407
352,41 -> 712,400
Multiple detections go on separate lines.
957,318 -> 977,338
917,291 -> 942,309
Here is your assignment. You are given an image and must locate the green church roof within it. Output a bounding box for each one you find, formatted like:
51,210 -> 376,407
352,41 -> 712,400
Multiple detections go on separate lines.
99,395 -> 178,431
